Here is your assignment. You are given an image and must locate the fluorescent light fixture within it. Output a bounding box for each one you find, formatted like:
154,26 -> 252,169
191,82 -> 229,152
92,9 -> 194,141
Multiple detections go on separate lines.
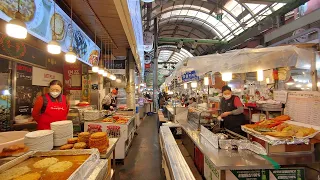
47,40 -> 61,54
140,83 -> 145,87
2,90 -> 10,96
295,84 -> 302,88
184,83 -> 188,89
204,76 -> 209,85
92,66 -> 99,73
142,0 -> 154,2
222,72 -> 232,81
266,78 -> 270,84
103,71 -> 109,77
303,64 -> 311,69
191,82 -> 197,88
307,83 -> 312,87
286,82 -> 294,85
257,70 -> 263,81
6,18 -> 27,39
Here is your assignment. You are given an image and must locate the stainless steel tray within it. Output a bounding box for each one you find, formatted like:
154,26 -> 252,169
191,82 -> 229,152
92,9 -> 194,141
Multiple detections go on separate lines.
0,149 -> 103,180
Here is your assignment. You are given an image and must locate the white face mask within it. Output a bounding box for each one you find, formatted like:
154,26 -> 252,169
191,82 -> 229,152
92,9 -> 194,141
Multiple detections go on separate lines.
223,95 -> 231,100
50,92 -> 61,98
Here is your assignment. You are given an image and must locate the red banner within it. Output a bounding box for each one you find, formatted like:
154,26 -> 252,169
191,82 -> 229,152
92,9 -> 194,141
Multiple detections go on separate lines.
63,61 -> 82,92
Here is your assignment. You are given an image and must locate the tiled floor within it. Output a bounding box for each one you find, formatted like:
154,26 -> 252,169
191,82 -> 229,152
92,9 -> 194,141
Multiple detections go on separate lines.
115,115 -> 166,180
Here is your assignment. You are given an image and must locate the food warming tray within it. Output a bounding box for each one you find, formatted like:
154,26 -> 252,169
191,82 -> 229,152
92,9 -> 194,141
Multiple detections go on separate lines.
0,149 -> 103,180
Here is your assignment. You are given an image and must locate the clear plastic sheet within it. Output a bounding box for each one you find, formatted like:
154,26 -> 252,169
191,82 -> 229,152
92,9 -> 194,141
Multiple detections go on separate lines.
172,45 -> 314,77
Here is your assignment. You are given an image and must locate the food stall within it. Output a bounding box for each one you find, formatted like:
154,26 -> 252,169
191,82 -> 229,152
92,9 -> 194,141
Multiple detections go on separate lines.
160,45 -> 320,180
84,110 -> 136,160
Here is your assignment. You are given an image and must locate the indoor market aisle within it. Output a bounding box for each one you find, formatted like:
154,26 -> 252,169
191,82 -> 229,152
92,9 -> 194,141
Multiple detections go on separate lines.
115,115 -> 166,180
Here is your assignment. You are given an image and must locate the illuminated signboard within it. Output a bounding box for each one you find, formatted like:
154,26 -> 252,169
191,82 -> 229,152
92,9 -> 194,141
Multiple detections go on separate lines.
127,0 -> 145,74
0,0 -> 100,66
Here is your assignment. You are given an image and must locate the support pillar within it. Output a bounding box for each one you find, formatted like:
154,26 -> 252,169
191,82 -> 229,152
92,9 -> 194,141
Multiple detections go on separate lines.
126,50 -> 136,109
153,17 -> 158,112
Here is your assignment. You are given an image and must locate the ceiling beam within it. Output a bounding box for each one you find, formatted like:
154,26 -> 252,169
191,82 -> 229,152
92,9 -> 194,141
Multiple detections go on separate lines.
218,0 -> 308,51
172,26 -> 179,37
158,37 -> 228,45
240,0 -> 296,3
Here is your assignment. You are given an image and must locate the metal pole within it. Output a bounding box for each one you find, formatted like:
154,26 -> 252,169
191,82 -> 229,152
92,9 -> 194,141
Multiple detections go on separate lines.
153,17 -> 158,112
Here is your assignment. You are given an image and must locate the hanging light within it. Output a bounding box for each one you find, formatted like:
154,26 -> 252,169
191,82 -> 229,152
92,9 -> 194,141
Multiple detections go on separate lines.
92,66 -> 99,73
48,1 -> 61,54
6,1 -> 27,39
65,47 -> 76,63
103,71 -> 109,77
286,76 -> 294,85
191,82 -> 197,88
110,74 -> 116,80
98,68 -> 104,75
222,72 -> 232,81
204,76 -> 209,85
47,38 -> 61,54
184,83 -> 188,89
257,70 -> 264,81
65,0 -> 76,63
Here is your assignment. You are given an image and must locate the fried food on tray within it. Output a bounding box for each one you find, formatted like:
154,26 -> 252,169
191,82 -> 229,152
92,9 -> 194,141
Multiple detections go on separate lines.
33,157 -> 59,169
273,115 -> 290,121
73,142 -> 87,149
67,138 -> 78,144
0,166 -> 31,180
78,132 -> 90,143
47,161 -> 73,173
60,144 -> 74,150
14,172 -> 41,180
89,132 -> 109,153
2,144 -> 25,152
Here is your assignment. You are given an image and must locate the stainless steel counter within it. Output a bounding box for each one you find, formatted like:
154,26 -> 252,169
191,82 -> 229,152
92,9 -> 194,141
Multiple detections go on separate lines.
177,119 -> 319,170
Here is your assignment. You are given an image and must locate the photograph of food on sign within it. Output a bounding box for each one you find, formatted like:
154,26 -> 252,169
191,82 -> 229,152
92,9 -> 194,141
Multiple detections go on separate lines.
0,0 -> 100,66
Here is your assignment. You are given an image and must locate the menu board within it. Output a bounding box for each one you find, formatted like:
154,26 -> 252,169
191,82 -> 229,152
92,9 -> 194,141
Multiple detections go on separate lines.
0,0 -> 100,66
16,63 -> 32,86
284,91 -> 320,126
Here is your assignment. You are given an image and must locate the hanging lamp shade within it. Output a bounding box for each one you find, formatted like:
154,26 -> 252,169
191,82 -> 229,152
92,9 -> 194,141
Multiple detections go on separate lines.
47,39 -> 61,54
92,66 -> 99,73
116,79 -> 122,83
6,13 -> 27,39
65,47 -> 76,63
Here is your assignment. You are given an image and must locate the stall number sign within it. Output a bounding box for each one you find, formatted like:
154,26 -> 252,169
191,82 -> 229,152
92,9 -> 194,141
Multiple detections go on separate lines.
182,70 -> 199,82
226,168 -> 304,180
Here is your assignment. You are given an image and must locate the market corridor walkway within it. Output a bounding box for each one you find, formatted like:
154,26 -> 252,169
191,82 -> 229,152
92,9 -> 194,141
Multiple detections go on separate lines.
115,114 -> 166,180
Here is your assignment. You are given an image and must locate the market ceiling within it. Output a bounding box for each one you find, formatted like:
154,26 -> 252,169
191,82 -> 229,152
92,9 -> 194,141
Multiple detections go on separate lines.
58,0 -> 129,57
143,0 -> 308,73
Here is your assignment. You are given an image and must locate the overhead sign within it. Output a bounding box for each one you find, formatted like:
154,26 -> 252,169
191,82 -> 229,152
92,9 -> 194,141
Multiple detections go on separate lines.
32,67 -> 63,86
182,70 -> 199,82
143,31 -> 154,52
0,0 -> 100,66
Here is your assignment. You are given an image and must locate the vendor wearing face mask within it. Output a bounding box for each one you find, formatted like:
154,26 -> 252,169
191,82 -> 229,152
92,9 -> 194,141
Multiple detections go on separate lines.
102,89 -> 118,110
219,85 -> 247,136
32,80 -> 69,130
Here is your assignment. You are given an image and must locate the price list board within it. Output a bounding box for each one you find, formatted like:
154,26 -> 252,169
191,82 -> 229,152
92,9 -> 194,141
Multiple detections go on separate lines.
284,91 -> 320,126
